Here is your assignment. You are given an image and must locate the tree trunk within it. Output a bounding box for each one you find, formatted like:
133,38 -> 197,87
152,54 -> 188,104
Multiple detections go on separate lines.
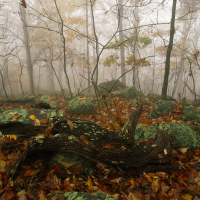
118,0 -> 126,85
86,0 -> 90,93
20,5 -> 35,96
161,0 -> 177,100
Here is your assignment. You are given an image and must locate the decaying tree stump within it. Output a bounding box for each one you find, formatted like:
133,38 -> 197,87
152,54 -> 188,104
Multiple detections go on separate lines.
11,97 -> 179,180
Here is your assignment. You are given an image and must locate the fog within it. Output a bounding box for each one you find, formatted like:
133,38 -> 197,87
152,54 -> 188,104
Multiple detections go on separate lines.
0,0 -> 200,100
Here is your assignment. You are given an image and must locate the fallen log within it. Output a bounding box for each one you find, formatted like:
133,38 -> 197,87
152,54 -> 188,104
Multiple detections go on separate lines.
11,97 -> 179,180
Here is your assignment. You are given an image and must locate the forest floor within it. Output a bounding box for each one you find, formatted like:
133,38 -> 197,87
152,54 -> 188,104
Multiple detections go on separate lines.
1,94 -> 200,200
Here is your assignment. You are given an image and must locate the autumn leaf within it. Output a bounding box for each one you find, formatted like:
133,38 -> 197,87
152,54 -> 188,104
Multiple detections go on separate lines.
80,136 -> 89,144
87,175 -> 93,190
29,115 -> 36,120
34,119 -> 41,126
102,144 -> 115,149
40,110 -> 46,115
164,148 -> 168,155
0,160 -> 6,172
67,119 -> 73,130
151,176 -> 160,193
178,147 -> 187,154
111,121 -> 120,129
11,115 -> 22,121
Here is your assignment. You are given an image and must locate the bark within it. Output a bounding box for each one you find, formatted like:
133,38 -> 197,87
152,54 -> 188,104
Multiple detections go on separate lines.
10,97 -> 178,180
20,5 -> 35,96
86,0 -> 90,92
161,0 -> 177,100
118,0 -> 126,85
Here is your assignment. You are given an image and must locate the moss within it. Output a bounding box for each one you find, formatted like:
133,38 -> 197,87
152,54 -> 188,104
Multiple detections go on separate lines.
148,100 -> 177,118
97,80 -> 127,95
66,98 -> 95,115
37,95 -> 60,110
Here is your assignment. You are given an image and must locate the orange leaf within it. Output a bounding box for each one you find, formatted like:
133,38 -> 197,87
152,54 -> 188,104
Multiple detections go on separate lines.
11,115 -> 22,121
102,144 -> 115,149
67,119 -> 73,130
29,115 -> 36,120
111,121 -> 120,130
80,136 -> 89,144
87,175 -> 93,190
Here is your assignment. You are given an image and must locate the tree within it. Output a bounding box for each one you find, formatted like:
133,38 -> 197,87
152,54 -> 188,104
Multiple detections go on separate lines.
20,1 -> 35,95
161,0 -> 177,100
118,0 -> 126,85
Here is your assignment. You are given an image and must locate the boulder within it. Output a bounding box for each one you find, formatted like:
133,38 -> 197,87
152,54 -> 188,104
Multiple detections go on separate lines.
148,100 -> 177,118
182,106 -> 200,122
37,95 -> 60,110
66,98 -> 95,115
97,80 -> 127,95
135,123 -> 200,150
112,86 -> 144,100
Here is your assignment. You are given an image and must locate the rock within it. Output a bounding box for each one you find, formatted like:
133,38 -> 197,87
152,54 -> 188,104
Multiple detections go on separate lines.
66,98 -> 95,115
148,100 -> 177,118
135,123 -> 200,150
66,93 -> 85,101
97,80 -> 127,95
182,106 -> 200,122
130,97 -> 148,107
112,86 -> 144,100
147,92 -> 175,101
37,95 -> 60,110
0,108 -> 57,124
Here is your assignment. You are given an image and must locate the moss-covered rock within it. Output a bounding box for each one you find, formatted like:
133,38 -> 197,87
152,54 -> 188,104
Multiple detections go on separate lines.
48,191 -> 117,200
182,106 -> 200,122
146,92 -> 175,101
148,100 -> 177,118
134,123 -> 200,150
66,98 -> 95,115
17,94 -> 36,100
130,98 -> 148,107
97,80 -> 127,95
16,95 -> 36,105
37,95 -> 60,110
112,86 -> 144,100
0,108 -> 57,125
49,152 -> 95,176
66,93 -> 85,101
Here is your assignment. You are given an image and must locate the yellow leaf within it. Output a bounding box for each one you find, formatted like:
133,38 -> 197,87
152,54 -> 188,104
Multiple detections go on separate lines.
34,119 -> 41,126
129,179 -> 135,188
178,147 -> 187,154
12,115 -> 22,121
29,115 -> 36,120
111,121 -> 120,130
151,176 -> 160,193
87,175 -> 93,190
164,148 -> 168,155
11,135 -> 17,140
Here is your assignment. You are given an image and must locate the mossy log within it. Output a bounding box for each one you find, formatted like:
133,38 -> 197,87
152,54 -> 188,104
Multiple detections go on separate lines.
11,97 -> 179,180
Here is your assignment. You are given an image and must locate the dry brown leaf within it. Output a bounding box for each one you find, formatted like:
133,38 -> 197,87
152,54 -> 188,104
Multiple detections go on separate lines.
67,119 -> 73,130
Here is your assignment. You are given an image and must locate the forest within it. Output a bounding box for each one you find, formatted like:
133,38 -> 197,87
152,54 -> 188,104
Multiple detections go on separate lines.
1,0 -> 200,199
